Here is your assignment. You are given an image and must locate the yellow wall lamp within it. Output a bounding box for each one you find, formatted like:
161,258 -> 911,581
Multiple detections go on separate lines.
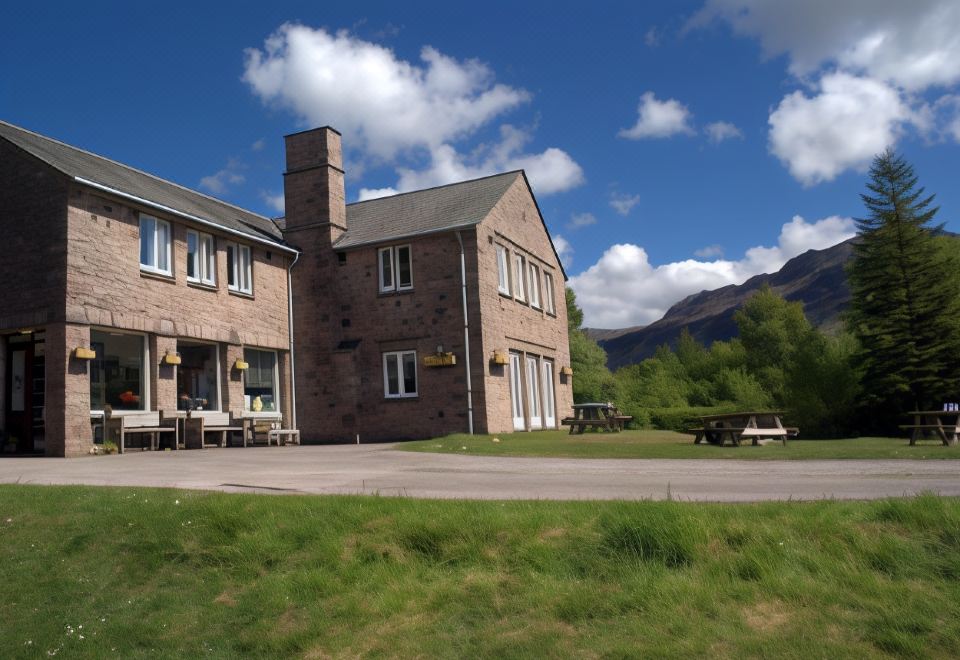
73,347 -> 96,360
234,359 -> 249,371
162,351 -> 182,366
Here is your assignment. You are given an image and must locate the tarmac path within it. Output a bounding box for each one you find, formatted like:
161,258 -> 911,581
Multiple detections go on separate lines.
1,444 -> 959,501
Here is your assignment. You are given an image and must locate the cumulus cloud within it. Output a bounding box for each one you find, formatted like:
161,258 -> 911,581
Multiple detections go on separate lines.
261,191 -> 285,214
570,214 -> 855,327
251,138 -> 265,152
619,92 -> 695,139
199,159 -> 245,195
244,24 -> 582,197
568,212 -> 597,230
357,186 -> 400,202
390,125 -> 584,196
609,192 -> 640,216
694,244 -> 724,258
768,72 -> 914,185
552,234 -> 573,267
705,121 -> 744,143
691,0 -> 960,91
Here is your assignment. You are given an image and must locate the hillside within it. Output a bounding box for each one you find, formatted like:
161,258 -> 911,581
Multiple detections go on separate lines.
591,239 -> 854,369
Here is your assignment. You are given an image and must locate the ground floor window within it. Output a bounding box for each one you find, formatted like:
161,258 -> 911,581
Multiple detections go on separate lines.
90,330 -> 145,411
508,352 -> 558,431
383,350 -> 417,398
244,348 -> 278,411
177,341 -> 219,410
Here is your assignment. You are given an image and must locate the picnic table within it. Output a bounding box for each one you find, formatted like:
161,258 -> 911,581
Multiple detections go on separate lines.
561,403 -> 633,434
686,411 -> 797,447
900,411 -> 960,446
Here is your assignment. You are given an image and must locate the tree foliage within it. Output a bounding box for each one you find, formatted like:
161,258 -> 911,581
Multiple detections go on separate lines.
847,149 -> 960,423
566,287 -> 616,403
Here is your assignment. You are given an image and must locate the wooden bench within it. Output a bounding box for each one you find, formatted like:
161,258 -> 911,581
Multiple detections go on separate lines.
267,429 -> 301,446
183,412 -> 244,449
686,426 -> 791,446
104,411 -> 178,454
561,417 -> 618,433
899,424 -> 959,446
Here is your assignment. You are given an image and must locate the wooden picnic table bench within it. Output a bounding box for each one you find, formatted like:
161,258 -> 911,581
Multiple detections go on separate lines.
900,411 -> 960,446
684,411 -> 795,446
104,410 -> 178,454
561,403 -> 633,434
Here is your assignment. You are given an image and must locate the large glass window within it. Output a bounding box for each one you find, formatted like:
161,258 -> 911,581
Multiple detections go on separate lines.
90,330 -> 146,411
528,262 -> 541,308
512,253 -> 526,301
139,214 -> 171,275
243,348 -> 278,411
177,342 -> 219,410
383,350 -> 417,398
227,243 -> 252,294
379,245 -> 413,293
187,230 -> 216,285
543,272 -> 556,314
496,244 -> 510,294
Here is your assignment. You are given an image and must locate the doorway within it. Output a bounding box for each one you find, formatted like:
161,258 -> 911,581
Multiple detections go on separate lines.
3,332 -> 45,454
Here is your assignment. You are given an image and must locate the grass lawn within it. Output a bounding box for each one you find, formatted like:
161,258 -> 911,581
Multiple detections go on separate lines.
2,486 -> 960,658
398,429 -> 960,459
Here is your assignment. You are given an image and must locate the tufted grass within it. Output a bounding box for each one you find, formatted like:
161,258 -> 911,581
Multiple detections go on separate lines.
1,486 -> 959,658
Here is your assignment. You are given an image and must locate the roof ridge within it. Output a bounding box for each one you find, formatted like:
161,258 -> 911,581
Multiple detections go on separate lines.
347,170 -> 522,206
0,119 -> 271,224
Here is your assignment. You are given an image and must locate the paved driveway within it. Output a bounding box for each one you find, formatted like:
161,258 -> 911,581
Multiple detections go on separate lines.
0,444 -> 958,501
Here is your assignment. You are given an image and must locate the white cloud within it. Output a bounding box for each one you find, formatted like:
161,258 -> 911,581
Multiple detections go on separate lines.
568,212 -> 597,230
552,234 -> 573,267
261,191 -> 285,214
357,186 -> 400,202
619,92 -> 695,139
644,27 -> 660,48
609,192 -> 640,216
768,72 -> 915,185
244,24 -> 530,161
199,159 -> 245,195
251,138 -> 265,152
390,125 -> 584,196
705,121 -> 743,143
933,94 -> 960,142
694,244 -> 724,258
570,214 -> 855,327
691,0 -> 960,91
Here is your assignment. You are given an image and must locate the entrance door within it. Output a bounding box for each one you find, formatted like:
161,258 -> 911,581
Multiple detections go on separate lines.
542,360 -> 556,428
4,333 -> 44,454
526,356 -> 542,429
509,352 -> 525,430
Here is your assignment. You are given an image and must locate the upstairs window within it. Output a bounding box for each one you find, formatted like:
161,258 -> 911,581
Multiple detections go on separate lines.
496,244 -> 510,294
227,242 -> 252,294
186,230 -> 216,286
379,245 -> 413,293
383,350 -> 417,398
139,214 -> 171,276
543,271 -> 556,314
528,262 -> 541,308
512,253 -> 526,302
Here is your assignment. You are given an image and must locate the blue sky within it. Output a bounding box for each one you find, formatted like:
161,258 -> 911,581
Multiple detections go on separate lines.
4,1 -> 960,327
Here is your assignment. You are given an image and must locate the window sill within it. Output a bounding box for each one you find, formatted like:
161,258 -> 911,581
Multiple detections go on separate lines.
384,395 -> 419,401
378,288 -> 415,298
228,288 -> 255,300
140,269 -> 176,284
187,280 -> 218,292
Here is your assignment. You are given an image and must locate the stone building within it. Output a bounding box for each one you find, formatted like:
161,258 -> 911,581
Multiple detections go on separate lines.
0,120 -> 572,455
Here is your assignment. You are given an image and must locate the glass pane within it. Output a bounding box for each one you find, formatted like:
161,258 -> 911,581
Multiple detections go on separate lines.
529,265 -> 540,306
140,217 -> 155,267
386,355 -> 399,395
90,330 -> 144,411
203,236 -> 215,283
513,256 -> 525,300
497,246 -> 509,292
242,247 -> 252,291
402,352 -> 417,395
187,232 -> 197,279
397,246 -> 412,288
380,248 -> 393,290
156,221 -> 169,271
177,342 -> 219,410
227,245 -> 235,287
243,348 -> 276,411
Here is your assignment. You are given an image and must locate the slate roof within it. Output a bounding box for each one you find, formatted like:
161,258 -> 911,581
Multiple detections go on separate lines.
0,120 -> 286,245
334,171 -> 522,249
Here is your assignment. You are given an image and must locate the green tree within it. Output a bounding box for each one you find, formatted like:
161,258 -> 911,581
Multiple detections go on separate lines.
566,287 -> 616,402
847,149 -> 960,421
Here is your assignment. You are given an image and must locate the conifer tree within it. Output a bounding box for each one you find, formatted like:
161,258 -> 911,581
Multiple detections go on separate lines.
847,149 -> 960,421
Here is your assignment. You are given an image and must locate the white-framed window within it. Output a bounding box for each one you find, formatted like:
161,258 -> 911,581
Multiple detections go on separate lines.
227,242 -> 252,294
496,244 -> 510,295
186,230 -> 216,286
512,253 -> 526,302
543,272 -> 556,315
90,328 -> 149,413
383,350 -> 417,398
528,262 -> 541,308
379,245 -> 413,293
139,214 -> 171,276
243,348 -> 279,412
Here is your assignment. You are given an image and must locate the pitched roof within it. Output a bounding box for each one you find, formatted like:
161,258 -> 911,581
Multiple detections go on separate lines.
334,171 -> 522,249
0,119 -> 286,246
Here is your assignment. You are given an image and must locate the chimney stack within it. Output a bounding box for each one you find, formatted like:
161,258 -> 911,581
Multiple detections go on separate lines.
282,126 -> 346,244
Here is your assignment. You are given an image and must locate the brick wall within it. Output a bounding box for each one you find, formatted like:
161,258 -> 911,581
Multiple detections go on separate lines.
475,176 -> 573,434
